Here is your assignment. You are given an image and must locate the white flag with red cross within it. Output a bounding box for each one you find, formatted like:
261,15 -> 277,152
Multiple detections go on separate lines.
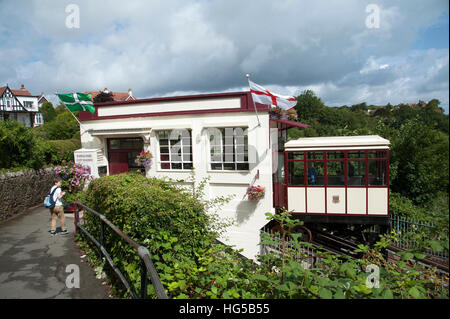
248,80 -> 297,109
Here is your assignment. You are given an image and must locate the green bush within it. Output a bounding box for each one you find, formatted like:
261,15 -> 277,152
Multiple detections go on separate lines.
45,139 -> 81,164
0,120 -> 45,169
82,173 -> 222,298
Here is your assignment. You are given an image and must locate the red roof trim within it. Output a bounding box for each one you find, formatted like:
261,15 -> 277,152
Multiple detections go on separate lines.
270,118 -> 310,129
79,91 -> 270,121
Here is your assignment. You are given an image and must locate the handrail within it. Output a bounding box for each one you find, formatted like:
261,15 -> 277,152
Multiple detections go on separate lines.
73,201 -> 168,299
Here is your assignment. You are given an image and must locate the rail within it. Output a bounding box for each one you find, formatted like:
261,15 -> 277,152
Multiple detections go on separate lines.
73,201 -> 168,299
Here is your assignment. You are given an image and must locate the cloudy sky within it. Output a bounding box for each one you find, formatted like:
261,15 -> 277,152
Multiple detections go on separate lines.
1,0 -> 448,112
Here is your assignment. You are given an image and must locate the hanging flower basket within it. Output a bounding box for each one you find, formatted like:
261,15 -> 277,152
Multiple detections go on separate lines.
247,185 -> 265,201
135,150 -> 153,168
287,108 -> 298,121
269,107 -> 282,119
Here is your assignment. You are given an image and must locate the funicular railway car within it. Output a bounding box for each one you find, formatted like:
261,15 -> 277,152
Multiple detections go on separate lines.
272,135 -> 391,246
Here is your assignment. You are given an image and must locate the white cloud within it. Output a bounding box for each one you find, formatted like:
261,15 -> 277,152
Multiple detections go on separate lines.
0,0 -> 448,112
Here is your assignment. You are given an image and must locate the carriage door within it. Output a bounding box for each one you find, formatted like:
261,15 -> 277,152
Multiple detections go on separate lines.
107,138 -> 144,175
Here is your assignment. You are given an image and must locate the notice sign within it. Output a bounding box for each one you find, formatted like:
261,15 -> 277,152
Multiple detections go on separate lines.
74,152 -> 95,174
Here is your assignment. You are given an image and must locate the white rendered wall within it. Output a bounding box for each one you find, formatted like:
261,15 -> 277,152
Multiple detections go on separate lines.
80,112 -> 273,260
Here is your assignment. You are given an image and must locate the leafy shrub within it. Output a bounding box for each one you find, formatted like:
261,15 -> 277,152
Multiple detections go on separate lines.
81,173 -> 221,297
45,139 -> 81,164
77,174 -> 447,299
0,120 -> 45,169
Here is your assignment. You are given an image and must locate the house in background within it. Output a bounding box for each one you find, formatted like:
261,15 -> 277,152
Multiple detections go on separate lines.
38,92 -> 48,107
0,84 -> 44,127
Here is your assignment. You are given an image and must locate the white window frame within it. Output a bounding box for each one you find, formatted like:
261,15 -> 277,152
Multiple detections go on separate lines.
209,127 -> 249,171
157,129 -> 193,170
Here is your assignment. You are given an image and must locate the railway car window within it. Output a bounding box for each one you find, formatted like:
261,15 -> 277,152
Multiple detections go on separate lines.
307,152 -> 324,160
327,161 -> 345,186
288,152 -> 304,160
348,151 -> 365,159
369,160 -> 387,185
289,161 -> 305,185
347,161 -> 366,186
327,151 -> 345,159
368,150 -> 387,159
307,161 -> 324,185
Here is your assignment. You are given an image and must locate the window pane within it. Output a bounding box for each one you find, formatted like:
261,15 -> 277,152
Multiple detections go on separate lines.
368,150 -> 387,159
327,151 -> 345,159
347,161 -> 366,185
159,131 -> 168,139
289,161 -> 305,185
161,162 -> 170,169
109,138 -> 143,150
223,163 -> 235,170
348,151 -> 365,159
183,163 -> 193,170
307,161 -> 324,185
288,152 -> 304,160
211,163 -> 222,170
327,161 -> 345,185
237,163 -> 249,170
307,152 -> 324,160
369,160 -> 387,186
171,163 -> 182,170
128,151 -> 142,168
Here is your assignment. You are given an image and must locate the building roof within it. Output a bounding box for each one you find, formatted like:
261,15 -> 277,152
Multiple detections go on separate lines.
38,93 -> 48,104
85,88 -> 135,102
270,118 -> 310,129
285,135 -> 390,149
11,84 -> 33,97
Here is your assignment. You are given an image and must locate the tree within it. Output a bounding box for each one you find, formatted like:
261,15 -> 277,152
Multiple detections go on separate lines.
390,120 -> 449,205
351,102 -> 368,112
40,101 -> 57,122
0,121 -> 45,169
294,90 -> 326,122
93,91 -> 114,103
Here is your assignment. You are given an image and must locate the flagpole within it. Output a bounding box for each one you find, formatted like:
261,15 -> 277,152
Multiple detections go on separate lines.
246,74 -> 261,127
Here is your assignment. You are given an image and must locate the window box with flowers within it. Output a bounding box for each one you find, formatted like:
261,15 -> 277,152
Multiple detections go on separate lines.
247,185 -> 265,201
135,150 -> 153,168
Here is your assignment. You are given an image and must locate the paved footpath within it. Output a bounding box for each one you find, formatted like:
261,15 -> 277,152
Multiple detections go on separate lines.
0,206 -> 110,299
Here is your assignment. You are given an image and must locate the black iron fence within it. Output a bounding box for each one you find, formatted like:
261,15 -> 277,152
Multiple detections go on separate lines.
73,201 -> 168,299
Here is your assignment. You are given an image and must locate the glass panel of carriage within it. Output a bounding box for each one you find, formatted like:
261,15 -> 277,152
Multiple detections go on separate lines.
286,150 -> 388,214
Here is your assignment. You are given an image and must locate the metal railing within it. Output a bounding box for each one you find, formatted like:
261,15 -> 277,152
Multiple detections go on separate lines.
389,215 -> 449,261
73,201 -> 168,299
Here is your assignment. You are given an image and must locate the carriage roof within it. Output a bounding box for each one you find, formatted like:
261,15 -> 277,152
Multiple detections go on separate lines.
284,135 -> 390,151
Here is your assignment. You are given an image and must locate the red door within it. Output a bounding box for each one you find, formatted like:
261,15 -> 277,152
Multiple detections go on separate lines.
108,151 -> 129,175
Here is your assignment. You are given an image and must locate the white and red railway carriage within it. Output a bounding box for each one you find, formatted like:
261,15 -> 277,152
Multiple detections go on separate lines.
276,135 -> 390,241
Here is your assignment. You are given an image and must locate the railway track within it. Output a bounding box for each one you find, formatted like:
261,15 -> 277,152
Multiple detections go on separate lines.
264,225 -> 449,276
309,228 -> 449,275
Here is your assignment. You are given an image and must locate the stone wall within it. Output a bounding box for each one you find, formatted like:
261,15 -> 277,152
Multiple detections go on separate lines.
0,168 -> 56,222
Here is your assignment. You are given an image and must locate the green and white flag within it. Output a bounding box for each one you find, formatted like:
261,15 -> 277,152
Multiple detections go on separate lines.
57,93 -> 95,114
